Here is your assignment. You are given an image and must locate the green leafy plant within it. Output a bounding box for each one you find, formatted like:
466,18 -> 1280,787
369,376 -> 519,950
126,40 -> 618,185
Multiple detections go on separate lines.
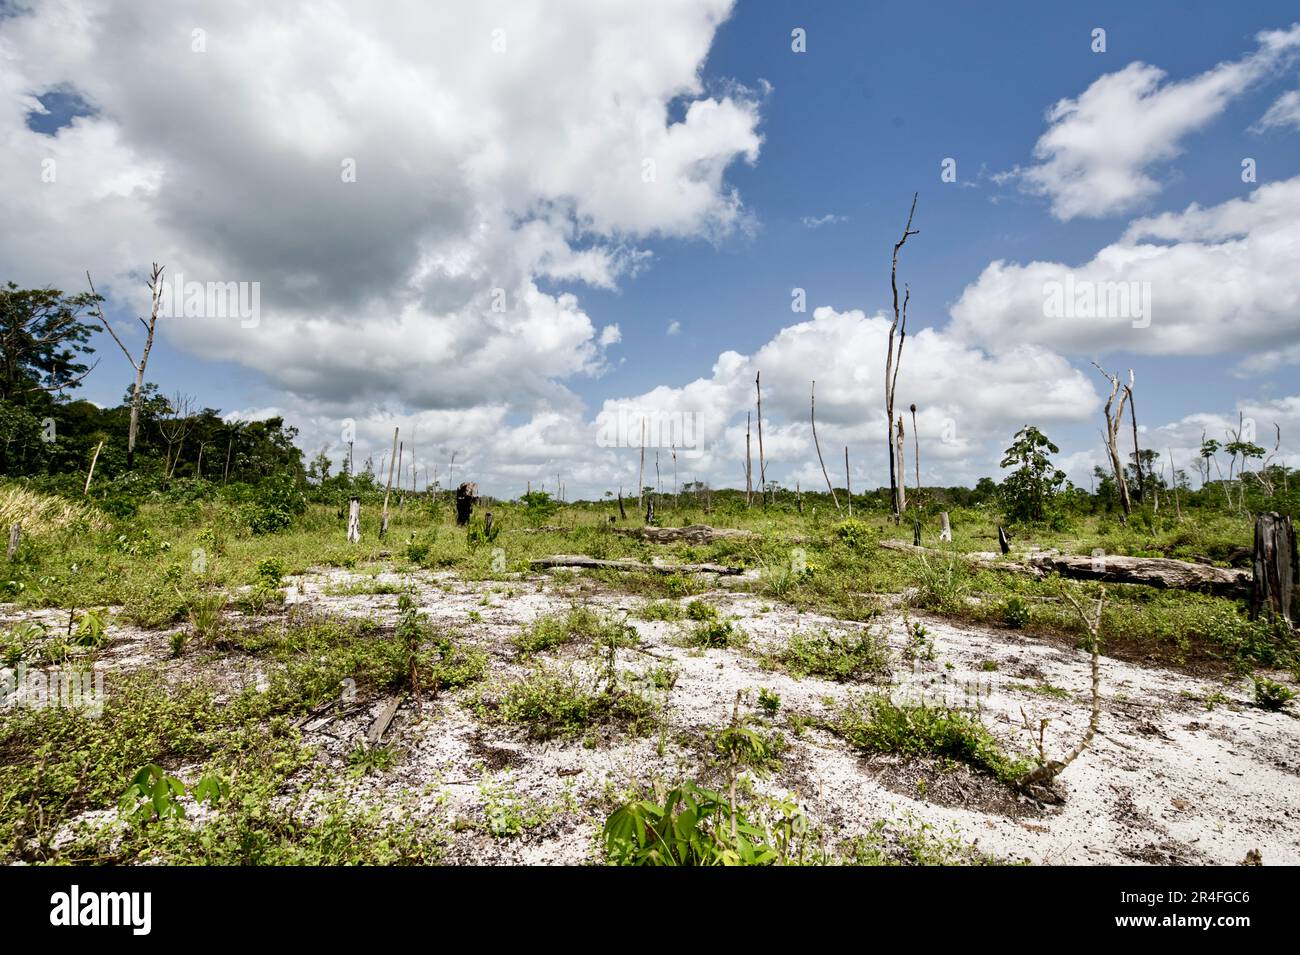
118,764 -> 186,823
71,608 -> 109,648
1253,676 -> 1295,712
1000,595 -> 1031,629
602,781 -> 809,866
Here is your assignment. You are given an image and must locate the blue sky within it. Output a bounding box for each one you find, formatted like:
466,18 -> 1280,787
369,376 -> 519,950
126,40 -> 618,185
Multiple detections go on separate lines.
7,0 -> 1300,495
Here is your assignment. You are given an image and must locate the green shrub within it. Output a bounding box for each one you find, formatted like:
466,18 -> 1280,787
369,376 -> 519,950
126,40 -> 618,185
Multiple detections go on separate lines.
1253,676 -> 1295,712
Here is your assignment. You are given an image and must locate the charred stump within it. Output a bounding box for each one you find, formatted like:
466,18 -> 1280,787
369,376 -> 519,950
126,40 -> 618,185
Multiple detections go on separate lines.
455,482 -> 478,526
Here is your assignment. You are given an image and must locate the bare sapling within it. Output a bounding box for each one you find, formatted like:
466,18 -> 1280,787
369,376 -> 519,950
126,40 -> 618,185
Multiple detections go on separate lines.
1016,584 -> 1104,792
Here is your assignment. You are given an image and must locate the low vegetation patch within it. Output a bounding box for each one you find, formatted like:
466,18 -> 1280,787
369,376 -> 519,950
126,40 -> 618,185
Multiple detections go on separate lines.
765,627 -> 890,681
474,665 -> 656,741
830,693 -> 1030,784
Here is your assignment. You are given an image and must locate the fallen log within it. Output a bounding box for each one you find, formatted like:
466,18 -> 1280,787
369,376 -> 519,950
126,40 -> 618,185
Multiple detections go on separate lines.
880,539 -> 1251,596
530,554 -> 745,575
613,524 -> 758,544
1025,553 -> 1250,598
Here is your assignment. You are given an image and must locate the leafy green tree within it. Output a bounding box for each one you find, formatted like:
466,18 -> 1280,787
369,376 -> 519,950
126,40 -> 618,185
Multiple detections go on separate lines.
999,425 -> 1066,522
0,282 -> 101,401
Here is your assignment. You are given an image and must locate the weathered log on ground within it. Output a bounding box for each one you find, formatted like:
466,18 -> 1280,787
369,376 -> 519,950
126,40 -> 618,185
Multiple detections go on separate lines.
1026,553 -> 1250,598
366,694 -> 404,745
880,538 -> 1251,596
614,524 -> 758,544
1250,512 -> 1296,624
530,554 -> 745,575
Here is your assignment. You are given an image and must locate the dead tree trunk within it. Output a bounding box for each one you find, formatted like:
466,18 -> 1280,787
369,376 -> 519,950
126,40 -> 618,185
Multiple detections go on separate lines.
347,498 -> 361,544
1250,512 -> 1296,626
83,439 -> 104,496
810,381 -> 841,514
755,371 -> 767,505
844,447 -> 853,517
910,403 -> 920,506
1094,364 -> 1133,522
455,482 -> 478,526
380,427 -> 398,538
998,526 -> 1011,555
745,412 -> 753,507
7,524 -> 19,560
885,193 -> 918,521
87,265 -> 164,471
638,419 -> 646,511
939,511 -> 952,542
617,487 -> 627,520
1126,381 -> 1144,505
894,416 -> 907,514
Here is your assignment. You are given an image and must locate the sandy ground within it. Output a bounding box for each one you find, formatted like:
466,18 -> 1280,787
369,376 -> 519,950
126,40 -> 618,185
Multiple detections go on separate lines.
5,565 -> 1298,865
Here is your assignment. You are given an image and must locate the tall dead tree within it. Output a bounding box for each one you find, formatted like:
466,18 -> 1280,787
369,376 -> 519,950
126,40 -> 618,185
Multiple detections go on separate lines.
1093,364 -> 1133,522
885,194 -> 918,522
745,412 -> 753,507
755,371 -> 767,505
810,381 -> 840,514
910,403 -> 920,505
638,418 -> 646,510
894,415 -> 907,514
844,447 -> 853,517
380,427 -> 398,538
87,264 -> 164,470
1125,378 -> 1144,504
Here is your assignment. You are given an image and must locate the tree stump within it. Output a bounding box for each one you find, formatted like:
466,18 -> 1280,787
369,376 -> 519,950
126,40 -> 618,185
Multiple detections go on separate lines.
484,512 -> 494,538
6,524 -> 19,560
347,498 -> 361,544
617,489 -> 626,520
997,526 -> 1011,555
939,512 -> 952,543
1250,512 -> 1296,626
913,521 -> 922,547
645,498 -> 655,526
455,482 -> 478,526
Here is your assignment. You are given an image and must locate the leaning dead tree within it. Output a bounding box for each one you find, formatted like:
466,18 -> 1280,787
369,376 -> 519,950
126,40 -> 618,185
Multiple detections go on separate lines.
87,263 -> 164,470
380,427 -> 398,537
811,384 -> 840,513
1093,364 -> 1133,521
884,194 -> 918,521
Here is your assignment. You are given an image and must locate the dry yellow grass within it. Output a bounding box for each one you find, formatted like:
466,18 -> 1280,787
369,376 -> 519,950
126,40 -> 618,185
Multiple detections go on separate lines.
0,485 -> 107,536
